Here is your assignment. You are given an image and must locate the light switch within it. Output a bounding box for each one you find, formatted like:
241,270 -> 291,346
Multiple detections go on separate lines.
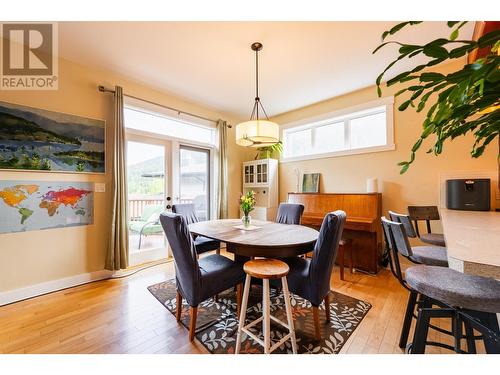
94,183 -> 106,193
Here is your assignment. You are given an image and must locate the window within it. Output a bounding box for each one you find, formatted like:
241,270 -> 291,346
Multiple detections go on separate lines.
282,97 -> 394,161
124,104 -> 216,146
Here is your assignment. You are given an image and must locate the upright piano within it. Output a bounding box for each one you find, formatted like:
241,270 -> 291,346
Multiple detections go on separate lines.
288,192 -> 382,274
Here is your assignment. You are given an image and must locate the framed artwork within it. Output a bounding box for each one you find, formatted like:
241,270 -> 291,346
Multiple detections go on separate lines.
0,181 -> 94,233
302,173 -> 320,193
0,100 -> 105,173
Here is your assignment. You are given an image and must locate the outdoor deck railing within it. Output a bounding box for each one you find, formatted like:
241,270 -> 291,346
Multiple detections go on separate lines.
128,197 -> 194,220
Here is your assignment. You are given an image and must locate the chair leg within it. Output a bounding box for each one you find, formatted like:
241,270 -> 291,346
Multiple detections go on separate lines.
262,279 -> 271,354
399,290 -> 418,349
339,244 -> 345,281
235,275 -> 252,354
236,283 -> 243,317
312,306 -> 321,341
348,241 -> 353,274
281,276 -> 297,354
324,294 -> 331,323
189,306 -> 198,342
464,320 -> 477,354
176,290 -> 182,322
411,308 -> 432,354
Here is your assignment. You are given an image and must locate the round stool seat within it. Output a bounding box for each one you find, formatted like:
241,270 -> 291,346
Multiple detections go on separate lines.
406,265 -> 500,313
410,246 -> 448,267
243,259 -> 289,279
420,233 -> 446,247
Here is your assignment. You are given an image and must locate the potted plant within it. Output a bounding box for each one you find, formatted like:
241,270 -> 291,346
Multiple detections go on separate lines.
255,141 -> 283,160
239,190 -> 256,228
374,21 -> 499,174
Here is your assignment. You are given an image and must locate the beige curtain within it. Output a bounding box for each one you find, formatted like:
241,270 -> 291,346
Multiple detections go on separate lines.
217,120 -> 229,219
106,86 -> 129,270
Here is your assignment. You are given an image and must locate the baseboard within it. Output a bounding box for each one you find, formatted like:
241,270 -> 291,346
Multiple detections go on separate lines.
0,269 -> 113,306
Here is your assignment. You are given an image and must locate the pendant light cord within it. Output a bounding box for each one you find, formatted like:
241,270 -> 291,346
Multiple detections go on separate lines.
255,48 -> 259,120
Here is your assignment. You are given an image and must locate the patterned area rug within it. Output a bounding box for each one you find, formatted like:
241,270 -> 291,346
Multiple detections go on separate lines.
148,279 -> 371,354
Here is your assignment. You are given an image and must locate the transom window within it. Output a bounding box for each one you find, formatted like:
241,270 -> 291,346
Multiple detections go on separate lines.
282,97 -> 394,161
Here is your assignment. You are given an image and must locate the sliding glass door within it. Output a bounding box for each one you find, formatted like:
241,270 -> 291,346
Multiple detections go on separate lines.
127,137 -> 170,265
179,145 -> 210,221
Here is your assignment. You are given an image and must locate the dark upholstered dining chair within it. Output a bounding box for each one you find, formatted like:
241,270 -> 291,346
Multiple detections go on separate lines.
407,205 -> 446,247
285,210 -> 346,340
276,203 -> 304,225
172,203 -> 221,255
388,211 -> 448,267
159,212 -> 245,341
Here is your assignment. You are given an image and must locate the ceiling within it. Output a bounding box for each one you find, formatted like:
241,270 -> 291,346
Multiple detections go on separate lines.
58,22 -> 474,118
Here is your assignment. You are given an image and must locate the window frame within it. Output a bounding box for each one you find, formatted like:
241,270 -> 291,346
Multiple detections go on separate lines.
281,96 -> 395,163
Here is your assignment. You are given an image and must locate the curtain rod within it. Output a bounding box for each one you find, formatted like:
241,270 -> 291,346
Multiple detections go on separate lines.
98,85 -> 231,127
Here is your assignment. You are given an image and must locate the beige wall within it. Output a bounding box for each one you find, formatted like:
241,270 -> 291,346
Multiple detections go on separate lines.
273,59 -> 499,233
0,56 -> 247,293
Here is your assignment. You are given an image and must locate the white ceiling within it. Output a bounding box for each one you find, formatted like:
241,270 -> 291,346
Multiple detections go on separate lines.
58,22 -> 473,118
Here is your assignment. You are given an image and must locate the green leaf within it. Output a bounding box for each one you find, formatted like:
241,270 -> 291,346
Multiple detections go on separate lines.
449,43 -> 477,58
450,29 -> 459,41
377,86 -> 382,97
478,29 -> 500,48
399,163 -> 410,174
398,100 -> 412,111
447,21 -> 460,27
420,72 -> 445,82
412,138 -> 423,152
423,44 -> 449,58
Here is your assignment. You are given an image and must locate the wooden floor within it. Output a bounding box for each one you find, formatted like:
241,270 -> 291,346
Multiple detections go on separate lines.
0,255 -> 480,354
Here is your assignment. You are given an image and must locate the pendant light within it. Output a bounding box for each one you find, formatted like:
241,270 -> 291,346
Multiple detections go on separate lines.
235,42 -> 280,147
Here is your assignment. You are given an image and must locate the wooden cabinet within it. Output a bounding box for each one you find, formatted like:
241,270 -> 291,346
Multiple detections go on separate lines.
242,159 -> 278,221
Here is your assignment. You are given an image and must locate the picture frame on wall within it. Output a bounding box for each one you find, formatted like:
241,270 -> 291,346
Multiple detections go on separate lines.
302,173 -> 320,193
0,100 -> 106,174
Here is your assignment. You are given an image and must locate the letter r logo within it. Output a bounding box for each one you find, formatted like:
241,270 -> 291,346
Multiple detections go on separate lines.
2,23 -> 53,76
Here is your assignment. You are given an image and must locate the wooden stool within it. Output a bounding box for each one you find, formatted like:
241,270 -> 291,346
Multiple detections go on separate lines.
235,259 -> 298,354
338,239 -> 353,281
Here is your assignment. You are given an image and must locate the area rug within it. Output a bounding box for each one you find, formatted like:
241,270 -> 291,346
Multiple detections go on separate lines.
148,279 -> 371,354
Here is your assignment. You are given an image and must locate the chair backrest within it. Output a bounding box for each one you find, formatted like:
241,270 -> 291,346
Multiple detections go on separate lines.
388,210 -> 417,238
159,212 -> 200,305
140,204 -> 164,222
276,203 -> 304,225
308,211 -> 346,304
408,205 -> 440,236
381,216 -> 413,289
172,203 -> 199,225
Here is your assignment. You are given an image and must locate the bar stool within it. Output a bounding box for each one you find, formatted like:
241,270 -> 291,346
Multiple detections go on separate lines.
407,205 -> 446,247
235,259 -> 298,354
406,265 -> 500,353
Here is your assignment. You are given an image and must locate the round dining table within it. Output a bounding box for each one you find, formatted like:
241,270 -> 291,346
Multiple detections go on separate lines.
188,219 -> 319,258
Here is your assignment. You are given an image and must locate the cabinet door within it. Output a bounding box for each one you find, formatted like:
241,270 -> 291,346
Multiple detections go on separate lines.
248,164 -> 255,184
262,163 -> 268,184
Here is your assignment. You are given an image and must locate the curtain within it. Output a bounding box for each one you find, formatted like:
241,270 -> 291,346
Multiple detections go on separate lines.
106,86 -> 129,270
216,120 -> 229,219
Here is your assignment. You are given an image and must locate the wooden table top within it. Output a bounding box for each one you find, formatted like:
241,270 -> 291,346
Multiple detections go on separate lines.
188,219 -> 319,249
440,209 -> 500,279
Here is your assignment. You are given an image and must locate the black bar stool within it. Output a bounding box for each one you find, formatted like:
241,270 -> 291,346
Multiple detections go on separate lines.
406,266 -> 500,353
407,206 -> 446,247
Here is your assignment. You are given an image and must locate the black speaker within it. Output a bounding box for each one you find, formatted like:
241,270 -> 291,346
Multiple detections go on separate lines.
446,178 -> 490,211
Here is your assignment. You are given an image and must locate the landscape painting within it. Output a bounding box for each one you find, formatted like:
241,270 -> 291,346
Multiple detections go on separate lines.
0,101 -> 105,173
0,180 -> 94,233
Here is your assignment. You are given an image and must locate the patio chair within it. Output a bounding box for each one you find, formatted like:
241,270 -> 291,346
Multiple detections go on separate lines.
129,204 -> 165,249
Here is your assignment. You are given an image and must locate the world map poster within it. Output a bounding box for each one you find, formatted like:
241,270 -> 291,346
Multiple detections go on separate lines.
0,181 -> 94,233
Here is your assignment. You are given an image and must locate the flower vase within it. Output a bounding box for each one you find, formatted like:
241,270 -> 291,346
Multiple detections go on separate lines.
241,215 -> 251,229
